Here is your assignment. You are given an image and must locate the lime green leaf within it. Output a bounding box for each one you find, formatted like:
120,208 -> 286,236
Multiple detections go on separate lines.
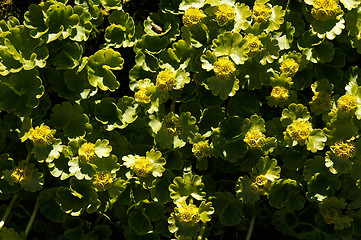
345,6 -> 361,38
53,42 -> 83,70
160,40 -> 194,70
324,118 -> 358,144
0,227 -> 22,240
104,9 -> 136,48
340,0 -> 361,10
169,172 -> 206,204
211,32 -> 249,65
129,208 -> 153,235
235,175 -> 260,204
198,201 -> 214,223
256,156 -> 281,181
70,6 -> 93,42
86,49 -> 124,91
56,178 -> 100,216
211,192 -> 242,226
268,179 -> 305,210
38,187 -> 68,223
233,3 -> 252,32
179,0 -> 206,10
0,69 -> 44,116
136,35 -> 170,55
311,18 -> 345,40
50,102 -> 91,138
200,50 -> 217,71
306,129 -> 327,153
206,75 -> 239,100
281,103 -> 311,126
266,5 -> 286,33
144,11 -> 180,41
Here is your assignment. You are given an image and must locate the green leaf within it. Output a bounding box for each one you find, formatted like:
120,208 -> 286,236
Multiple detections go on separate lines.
128,209 -> 153,235
104,9 -> 136,48
169,172 -> 206,204
233,3 -> 252,32
86,49 -> 124,91
70,6 -> 93,42
227,92 -> 261,117
211,32 -> 249,65
86,225 -> 112,240
235,175 -> 260,204
273,209 -> 298,237
281,103 -> 311,126
144,11 -> 180,41
0,227 -> 22,240
206,75 -> 239,100
211,192 -> 242,226
0,69 -> 44,116
268,179 -> 305,210
306,129 -> 327,153
38,187 -> 68,223
160,40 -> 195,70
256,156 -> 281,181
179,0 -> 206,10
53,42 -> 83,70
311,18 -> 345,40
56,178 -> 100,216
50,102 -> 91,138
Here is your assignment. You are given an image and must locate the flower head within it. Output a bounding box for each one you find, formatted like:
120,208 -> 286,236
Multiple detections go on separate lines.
78,142 -> 96,163
10,166 -> 31,184
156,69 -> 176,91
214,4 -> 235,26
134,88 -> 151,104
337,94 -> 357,116
21,123 -> 54,147
134,156 -> 153,177
244,129 -> 266,149
92,171 -> 113,191
286,120 -> 312,143
270,86 -> 289,103
321,208 -> 342,224
280,58 -> 299,77
192,141 -> 213,159
183,7 -> 205,27
252,4 -> 272,23
244,33 -> 263,56
250,174 -> 269,194
331,140 -> 356,160
311,0 -> 341,21
213,57 -> 236,79
310,91 -> 332,114
176,202 -> 200,224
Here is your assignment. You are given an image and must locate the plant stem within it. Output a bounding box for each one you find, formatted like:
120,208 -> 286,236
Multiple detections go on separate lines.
25,152 -> 31,165
197,222 -> 206,240
25,197 -> 39,238
0,194 -> 19,230
171,101 -> 176,113
245,214 -> 256,240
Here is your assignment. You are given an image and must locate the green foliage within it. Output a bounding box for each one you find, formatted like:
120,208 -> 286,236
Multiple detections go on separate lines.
1,0 -> 361,239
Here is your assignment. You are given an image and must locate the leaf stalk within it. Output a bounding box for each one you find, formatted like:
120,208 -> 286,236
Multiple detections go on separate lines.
0,194 -> 19,230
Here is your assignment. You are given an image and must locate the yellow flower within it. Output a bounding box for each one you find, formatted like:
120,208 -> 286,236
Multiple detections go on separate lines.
270,86 -> 289,103
11,166 -> 31,184
163,115 -> 183,136
213,57 -> 236,79
244,129 -> 266,149
92,171 -> 113,191
244,33 -> 263,56
21,123 -> 54,147
280,58 -> 299,77
337,94 -> 357,116
286,120 -> 312,143
183,7 -> 205,27
156,69 -> 176,91
252,4 -> 272,23
250,174 -> 269,194
331,140 -> 356,160
78,142 -> 96,163
214,4 -> 235,26
321,208 -> 342,224
311,0 -> 341,21
192,141 -> 213,159
134,156 -> 153,177
176,202 -> 200,224
134,88 -> 151,104
310,91 -> 332,113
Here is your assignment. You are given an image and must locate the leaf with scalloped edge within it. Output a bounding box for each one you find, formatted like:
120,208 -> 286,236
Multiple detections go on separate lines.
206,75 -> 239,100
280,103 -> 311,127
306,129 -> 327,153
160,40 -> 195,70
179,0 -> 206,10
53,42 -> 83,70
169,172 -> 206,204
144,11 -> 180,41
70,6 -> 93,42
0,227 -> 23,240
255,156 -> 281,181
268,179 -> 305,210
50,102 -> 91,138
0,69 -> 44,116
211,32 -> 249,65
104,9 -> 136,48
346,6 -> 361,39
235,175 -> 260,204
318,197 -> 353,230
233,3 -> 252,32
56,178 -> 100,216
200,50 -> 217,71
86,49 -> 124,91
266,5 -> 286,33
210,192 -> 242,226
311,18 -> 345,40
38,187 -> 68,223
340,0 -> 361,10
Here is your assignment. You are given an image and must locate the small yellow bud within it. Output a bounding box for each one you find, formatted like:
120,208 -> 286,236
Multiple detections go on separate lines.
156,69 -> 176,91
78,142 -> 96,163
270,86 -> 289,103
192,141 -> 212,159
213,57 -> 236,79
214,4 -> 236,26
280,58 -> 299,76
92,171 -> 113,191
134,156 -> 153,177
183,7 -> 205,27
244,130 -> 266,149
331,140 -> 356,160
244,34 -> 263,56
311,0 -> 341,21
252,4 -> 272,23
286,120 -> 312,143
177,203 -> 200,224
337,94 -> 357,116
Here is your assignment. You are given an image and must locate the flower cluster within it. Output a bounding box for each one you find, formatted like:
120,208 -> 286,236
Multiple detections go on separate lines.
252,4 -> 272,23
244,129 -> 266,149
78,142 -> 96,163
176,202 -> 201,224
214,4 -> 235,26
310,91 -> 332,114
92,171 -> 114,191
10,166 -> 31,184
270,86 -> 290,103
192,141 -> 213,159
183,7 -> 205,27
286,120 -> 312,144
280,58 -> 299,77
311,0 -> 341,21
330,140 -> 356,160
250,174 -> 270,194
244,33 -> 263,56
156,69 -> 176,91
337,94 -> 357,116
21,124 -> 55,147
213,57 -> 236,79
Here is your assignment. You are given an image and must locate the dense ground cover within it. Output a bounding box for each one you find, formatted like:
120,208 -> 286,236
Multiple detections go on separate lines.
1,0 -> 361,239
